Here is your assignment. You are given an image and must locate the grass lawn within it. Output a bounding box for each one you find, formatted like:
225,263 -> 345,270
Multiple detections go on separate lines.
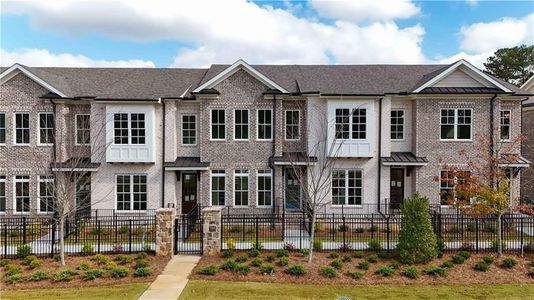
1,283 -> 149,300
180,280 -> 534,300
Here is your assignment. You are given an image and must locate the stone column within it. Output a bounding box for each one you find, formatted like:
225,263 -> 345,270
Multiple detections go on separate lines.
202,207 -> 222,256
156,208 -> 176,256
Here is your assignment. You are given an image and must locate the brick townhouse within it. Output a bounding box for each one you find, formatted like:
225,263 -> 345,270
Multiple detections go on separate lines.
0,59 -> 530,216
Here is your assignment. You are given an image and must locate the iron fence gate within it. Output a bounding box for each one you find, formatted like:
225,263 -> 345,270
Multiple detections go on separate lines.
174,214 -> 203,254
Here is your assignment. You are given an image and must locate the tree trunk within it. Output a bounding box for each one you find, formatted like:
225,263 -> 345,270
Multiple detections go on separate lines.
59,216 -> 66,266
496,213 -> 503,258
308,211 -> 317,264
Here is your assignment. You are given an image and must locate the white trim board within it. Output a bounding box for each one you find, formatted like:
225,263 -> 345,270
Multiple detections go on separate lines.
0,63 -> 67,97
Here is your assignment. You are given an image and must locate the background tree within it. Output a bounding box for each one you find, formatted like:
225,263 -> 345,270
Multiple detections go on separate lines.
484,44 -> 534,86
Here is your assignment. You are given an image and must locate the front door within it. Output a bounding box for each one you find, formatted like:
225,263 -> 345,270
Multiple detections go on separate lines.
390,168 -> 405,210
182,173 -> 197,214
285,168 -> 301,209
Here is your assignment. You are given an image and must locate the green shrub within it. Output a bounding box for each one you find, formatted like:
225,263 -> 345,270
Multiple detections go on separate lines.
328,251 -> 339,259
346,270 -> 365,279
369,225 -> 379,232
77,261 -> 92,271
259,263 -> 275,275
265,254 -> 275,262
500,257 -> 517,268
452,255 -> 466,264
30,270 -> 49,281
397,194 -> 437,264
81,243 -> 93,256
313,240 -> 322,251
6,264 -> 22,276
235,255 -> 248,263
134,267 -> 151,277
491,240 -> 507,252
436,239 -> 445,258
0,259 -> 11,267
250,258 -> 263,267
458,251 -> 471,260
226,239 -> 236,251
368,254 -> 378,263
466,223 -> 476,232
474,261 -> 490,272
338,225 -> 349,232
135,259 -> 148,269
7,274 -> 26,284
441,261 -> 454,269
284,264 -> 306,276
235,264 -> 250,275
110,267 -> 129,278
353,251 -> 364,258
320,266 -> 337,278
28,258 -> 43,270
54,269 -> 78,281
278,257 -> 289,267
375,265 -> 395,277
355,227 -> 365,234
483,255 -> 495,265
378,251 -> 390,259
368,238 -> 382,252
197,265 -> 218,275
137,252 -> 148,259
92,254 -> 109,265
424,266 -> 446,277
24,255 -> 37,265
221,259 -> 238,271
53,254 -> 61,262
358,261 -> 370,270
104,261 -> 118,270
83,269 -> 104,280
330,259 -> 343,269
389,261 -> 400,270
276,249 -> 289,257
16,245 -> 32,259
118,225 -> 128,234
229,225 -> 243,233
252,241 -> 263,251
402,266 -> 419,279
115,254 -> 132,265
341,254 -> 352,263
222,249 -> 234,258
248,249 -> 260,258
299,248 -> 309,256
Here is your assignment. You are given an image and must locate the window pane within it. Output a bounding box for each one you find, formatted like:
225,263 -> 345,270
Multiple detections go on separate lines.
0,113 -> 5,144
15,113 -> 30,144
114,114 -> 129,144
500,110 -> 511,140
258,109 -> 272,140
234,110 -> 249,140
39,113 -> 54,144
390,110 -> 404,140
285,111 -> 299,140
211,171 -> 225,206
212,110 -> 225,139
76,115 -> 91,144
131,113 -> 146,144
116,175 -> 131,210
352,109 -> 366,139
182,115 -> 197,145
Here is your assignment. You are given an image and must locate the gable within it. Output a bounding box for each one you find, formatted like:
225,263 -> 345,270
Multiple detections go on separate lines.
0,64 -> 66,97
433,68 -> 485,88
213,68 -> 270,93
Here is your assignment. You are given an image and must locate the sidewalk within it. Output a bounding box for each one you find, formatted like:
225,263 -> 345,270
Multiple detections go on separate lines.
138,255 -> 200,300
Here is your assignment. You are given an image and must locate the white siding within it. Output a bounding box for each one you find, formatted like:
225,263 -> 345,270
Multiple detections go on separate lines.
433,69 -> 485,87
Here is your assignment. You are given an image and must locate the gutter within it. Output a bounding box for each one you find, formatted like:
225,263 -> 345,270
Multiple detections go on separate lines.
272,94 -> 277,216
489,94 -> 497,187
377,97 -> 383,213
161,99 -> 166,208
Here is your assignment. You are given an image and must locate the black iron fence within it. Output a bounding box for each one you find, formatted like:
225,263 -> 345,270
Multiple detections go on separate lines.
0,213 -> 156,258
174,213 -> 203,254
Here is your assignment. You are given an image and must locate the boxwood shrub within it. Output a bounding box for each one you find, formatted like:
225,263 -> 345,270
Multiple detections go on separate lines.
259,263 -> 275,275
402,266 -> 419,279
375,265 -> 395,277
134,267 -> 151,277
284,264 -> 306,276
320,266 -> 337,278
500,257 -> 517,269
346,270 -> 365,279
197,265 -> 218,275
83,269 -> 104,280
110,267 -> 129,278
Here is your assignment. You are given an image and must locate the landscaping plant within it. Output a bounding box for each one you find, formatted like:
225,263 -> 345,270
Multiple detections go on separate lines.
265,254 -> 275,262
235,255 -> 248,263
135,259 -> 148,269
0,259 -> 10,267
78,261 -> 92,271
452,255 -> 466,264
276,249 -> 289,257
137,252 -> 148,259
320,266 -> 337,278
81,243 -> 93,256
197,265 -> 218,275
259,263 -> 275,275
500,257 -> 517,268
357,261 -> 370,270
375,265 -> 395,277
346,270 -> 365,279
30,270 -> 49,281
299,248 -> 309,256
458,251 -> 471,260
483,255 -> 495,265
341,254 -> 352,263
222,249 -> 234,258
328,251 -> 339,259
284,264 -> 306,276
83,269 -> 104,280
110,267 -> 129,278
134,267 -> 151,277
440,261 -> 454,269
248,249 -> 260,258
353,251 -> 364,258
235,264 -> 250,275
402,266 -> 419,279
54,269 -> 78,281
424,266 -> 447,277
330,259 -> 343,269
278,257 -> 289,266
368,254 -> 378,263
115,254 -> 132,265
16,245 -> 32,259
6,264 -> 22,276
367,238 -> 382,252
474,261 -> 491,272
7,274 -> 26,284
221,259 -> 238,271
92,254 -> 109,265
250,258 -> 263,267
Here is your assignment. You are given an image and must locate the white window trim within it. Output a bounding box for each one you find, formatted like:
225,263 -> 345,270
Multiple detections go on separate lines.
233,109 -> 250,141
330,169 -> 363,207
0,176 -> 6,214
37,112 -> 54,146
114,174 -> 148,212
334,108 -> 368,141
500,109 -> 512,142
284,109 -> 300,141
13,112 -> 30,146
113,113 -> 146,145
0,112 -> 6,146
439,108 -> 473,141
37,176 -> 54,214
233,170 -> 249,207
13,175 -> 30,214
181,114 -> 198,146
256,170 -> 273,207
210,109 -> 226,141
390,109 -> 405,142
210,170 -> 226,206
75,114 -> 91,146
256,109 -> 273,141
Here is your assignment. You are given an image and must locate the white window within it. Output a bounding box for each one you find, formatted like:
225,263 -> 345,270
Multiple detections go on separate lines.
234,109 -> 249,140
0,113 -> 5,144
182,115 -> 197,145
391,110 -> 404,140
234,170 -> 249,206
332,170 -> 362,205
38,176 -> 54,213
0,176 -> 5,212
334,109 -> 366,140
285,110 -> 300,140
14,112 -> 30,145
116,175 -> 147,211
75,114 -> 91,145
211,109 -> 226,140
211,170 -> 225,206
500,110 -> 511,141
257,109 -> 272,140
14,175 -> 30,213
38,113 -> 54,145
113,113 -> 145,145
440,109 -> 472,140
257,170 -> 272,206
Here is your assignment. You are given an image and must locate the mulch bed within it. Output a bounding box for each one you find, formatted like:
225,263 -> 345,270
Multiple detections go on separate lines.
191,251 -> 534,285
1,254 -> 170,290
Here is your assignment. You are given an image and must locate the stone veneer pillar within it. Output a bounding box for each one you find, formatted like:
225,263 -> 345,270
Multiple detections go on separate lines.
155,208 -> 176,256
202,207 -> 222,256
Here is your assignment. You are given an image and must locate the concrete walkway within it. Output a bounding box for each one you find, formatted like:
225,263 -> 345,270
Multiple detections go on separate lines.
138,255 -> 200,300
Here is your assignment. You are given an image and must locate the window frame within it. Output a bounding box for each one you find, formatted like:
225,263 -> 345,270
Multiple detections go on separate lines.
334,108 -> 367,141
256,109 -> 273,141
331,169 -> 363,206
390,109 -> 405,141
500,110 -> 511,142
115,174 -> 148,212
233,109 -> 249,141
38,175 -> 55,213
233,170 -> 249,206
75,114 -> 91,146
210,170 -> 226,206
257,169 -> 272,207
440,108 -> 473,141
0,176 -> 6,213
0,112 -> 6,145
284,110 -> 300,141
13,112 -> 30,146
14,175 -> 30,214
37,112 -> 54,146
113,113 -> 146,145
181,114 -> 197,146
210,109 -> 226,141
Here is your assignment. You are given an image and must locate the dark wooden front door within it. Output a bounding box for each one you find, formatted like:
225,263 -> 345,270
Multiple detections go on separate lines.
285,168 -> 301,209
390,168 -> 405,210
182,173 -> 197,214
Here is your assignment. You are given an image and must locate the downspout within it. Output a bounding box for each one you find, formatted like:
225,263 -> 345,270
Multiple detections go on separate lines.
272,94 -> 277,216
51,99 -> 58,167
377,97 -> 383,213
161,99 -> 166,208
489,94 -> 497,187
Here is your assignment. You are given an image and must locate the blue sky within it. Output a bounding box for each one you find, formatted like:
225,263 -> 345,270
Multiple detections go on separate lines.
1,0 -> 532,68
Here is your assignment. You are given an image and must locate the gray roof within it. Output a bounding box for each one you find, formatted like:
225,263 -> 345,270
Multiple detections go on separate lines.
164,157 -> 210,169
382,152 -> 428,165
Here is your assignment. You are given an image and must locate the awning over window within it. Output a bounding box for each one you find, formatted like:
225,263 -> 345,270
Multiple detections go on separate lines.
164,157 -> 210,171
498,154 -> 531,168
51,157 -> 100,172
270,152 -> 318,166
381,152 -> 428,166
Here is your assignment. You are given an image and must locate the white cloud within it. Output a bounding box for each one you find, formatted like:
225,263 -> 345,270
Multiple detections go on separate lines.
436,51 -> 494,68
310,0 -> 420,22
2,0 -> 427,67
0,48 -> 155,67
465,0 -> 479,7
